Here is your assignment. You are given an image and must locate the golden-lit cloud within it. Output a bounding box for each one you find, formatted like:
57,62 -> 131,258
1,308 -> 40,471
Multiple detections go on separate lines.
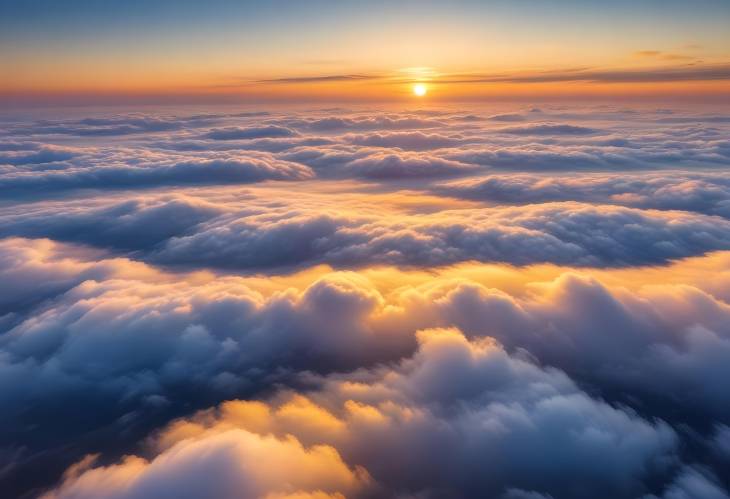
2,99 -> 730,498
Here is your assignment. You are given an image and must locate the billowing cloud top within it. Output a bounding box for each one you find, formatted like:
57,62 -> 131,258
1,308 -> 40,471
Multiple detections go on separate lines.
1,104 -> 730,499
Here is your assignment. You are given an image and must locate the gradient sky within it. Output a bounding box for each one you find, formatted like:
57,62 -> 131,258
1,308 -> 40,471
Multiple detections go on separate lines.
3,4 -> 730,497
1,0 -> 730,103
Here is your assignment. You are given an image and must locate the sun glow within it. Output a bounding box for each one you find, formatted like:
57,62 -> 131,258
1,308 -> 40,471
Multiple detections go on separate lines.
413,83 -> 427,97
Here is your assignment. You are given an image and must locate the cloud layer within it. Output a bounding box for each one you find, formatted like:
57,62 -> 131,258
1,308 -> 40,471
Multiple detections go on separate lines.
3,193 -> 730,271
1,104 -> 730,498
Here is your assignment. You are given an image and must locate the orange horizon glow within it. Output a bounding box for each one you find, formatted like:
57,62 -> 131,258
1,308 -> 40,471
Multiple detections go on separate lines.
2,1 -> 728,105
3,78 -> 729,106
3,43 -> 730,104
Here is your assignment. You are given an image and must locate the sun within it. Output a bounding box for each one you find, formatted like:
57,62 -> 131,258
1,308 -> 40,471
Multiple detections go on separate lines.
413,83 -> 427,97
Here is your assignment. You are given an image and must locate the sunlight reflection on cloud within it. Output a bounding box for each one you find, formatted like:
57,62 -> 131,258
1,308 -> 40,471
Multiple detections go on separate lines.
1,104 -> 730,498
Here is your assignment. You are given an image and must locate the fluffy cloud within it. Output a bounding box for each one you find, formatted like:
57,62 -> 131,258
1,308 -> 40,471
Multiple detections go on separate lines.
4,194 -> 730,270
0,238 -> 161,320
345,131 -> 468,150
0,143 -> 80,165
5,108 -> 729,195
487,113 -> 527,122
203,125 -> 298,140
498,123 -> 600,135
1,241 -> 730,498
78,200 -> 730,269
437,172 -> 730,218
42,329 -> 678,499
41,431 -> 367,499
12,115 -> 198,136
3,104 -> 730,498
0,147 -> 313,196
153,136 -> 334,153
342,151 -> 478,178
300,115 -> 444,132
644,466 -> 730,499
0,196 -> 223,251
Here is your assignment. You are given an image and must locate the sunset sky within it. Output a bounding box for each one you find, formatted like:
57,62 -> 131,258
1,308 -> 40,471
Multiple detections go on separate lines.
2,3 -> 730,499
2,0 -> 730,103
